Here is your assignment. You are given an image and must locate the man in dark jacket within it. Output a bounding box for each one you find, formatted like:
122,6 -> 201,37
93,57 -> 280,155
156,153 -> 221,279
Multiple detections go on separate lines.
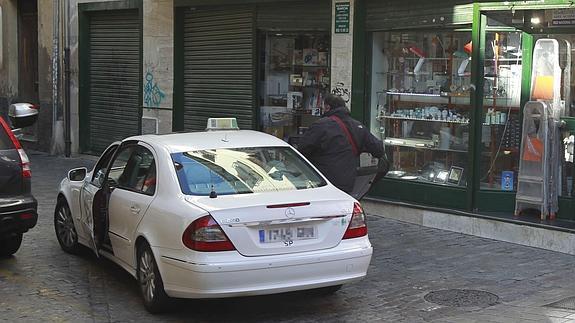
298,94 -> 384,194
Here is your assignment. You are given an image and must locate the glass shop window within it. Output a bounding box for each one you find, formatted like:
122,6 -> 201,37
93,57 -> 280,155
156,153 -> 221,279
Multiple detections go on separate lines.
480,31 -> 523,191
372,30 -> 472,187
539,34 -> 575,198
258,32 -> 330,144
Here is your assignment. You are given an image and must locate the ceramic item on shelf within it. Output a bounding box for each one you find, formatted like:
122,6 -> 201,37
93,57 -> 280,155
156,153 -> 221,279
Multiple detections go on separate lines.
387,170 -> 406,178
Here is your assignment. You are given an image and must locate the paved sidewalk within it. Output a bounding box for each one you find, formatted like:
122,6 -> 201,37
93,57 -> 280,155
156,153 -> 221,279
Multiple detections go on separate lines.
0,152 -> 574,322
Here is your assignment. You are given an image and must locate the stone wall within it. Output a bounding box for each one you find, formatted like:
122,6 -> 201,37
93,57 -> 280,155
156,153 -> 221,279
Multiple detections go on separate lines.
0,0 -> 18,118
142,0 -> 173,134
36,0 -> 56,152
330,0 -> 354,110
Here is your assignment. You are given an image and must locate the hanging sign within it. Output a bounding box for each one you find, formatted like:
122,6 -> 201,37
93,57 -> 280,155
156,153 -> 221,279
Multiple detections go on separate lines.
335,2 -> 350,34
551,9 -> 575,27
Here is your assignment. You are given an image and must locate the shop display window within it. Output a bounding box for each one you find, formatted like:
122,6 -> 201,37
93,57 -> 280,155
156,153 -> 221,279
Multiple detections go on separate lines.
372,31 -> 472,187
258,33 -> 330,143
480,31 -> 523,191
540,34 -> 575,198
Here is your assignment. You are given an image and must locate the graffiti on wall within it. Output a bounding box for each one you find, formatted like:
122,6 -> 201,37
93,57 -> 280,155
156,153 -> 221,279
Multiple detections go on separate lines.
143,65 -> 165,108
332,82 -> 350,103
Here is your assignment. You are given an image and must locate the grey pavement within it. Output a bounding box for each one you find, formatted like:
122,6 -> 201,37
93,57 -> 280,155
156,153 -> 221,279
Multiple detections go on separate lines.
1,151 -> 575,322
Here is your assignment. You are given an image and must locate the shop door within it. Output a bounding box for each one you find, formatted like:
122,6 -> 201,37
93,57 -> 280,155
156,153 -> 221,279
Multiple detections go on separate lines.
472,9 -> 575,220
82,9 -> 141,154
18,0 -> 38,103
182,8 -> 256,131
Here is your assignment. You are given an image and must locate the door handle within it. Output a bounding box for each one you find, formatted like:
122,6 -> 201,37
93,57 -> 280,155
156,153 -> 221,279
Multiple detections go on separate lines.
130,205 -> 141,214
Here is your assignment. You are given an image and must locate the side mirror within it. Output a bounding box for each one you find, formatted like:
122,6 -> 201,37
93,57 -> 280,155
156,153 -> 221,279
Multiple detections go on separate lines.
68,167 -> 87,182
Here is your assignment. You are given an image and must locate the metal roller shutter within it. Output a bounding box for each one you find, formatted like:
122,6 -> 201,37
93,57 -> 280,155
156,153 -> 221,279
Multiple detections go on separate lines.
86,9 -> 141,153
257,1 -> 331,31
182,8 -> 255,131
366,0 -> 474,31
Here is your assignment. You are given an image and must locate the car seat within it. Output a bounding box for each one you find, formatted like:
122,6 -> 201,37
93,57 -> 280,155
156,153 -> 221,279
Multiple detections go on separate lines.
118,154 -> 143,189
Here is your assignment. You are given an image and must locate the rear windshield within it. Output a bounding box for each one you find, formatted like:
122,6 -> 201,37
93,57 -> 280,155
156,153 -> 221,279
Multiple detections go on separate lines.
171,147 -> 327,196
0,118 -> 14,150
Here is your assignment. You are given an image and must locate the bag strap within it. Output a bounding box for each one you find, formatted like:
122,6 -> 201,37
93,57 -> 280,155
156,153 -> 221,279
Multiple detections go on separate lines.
329,115 -> 359,156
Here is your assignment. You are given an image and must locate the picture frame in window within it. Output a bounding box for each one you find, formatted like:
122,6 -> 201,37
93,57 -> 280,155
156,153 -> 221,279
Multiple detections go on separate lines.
434,170 -> 450,184
448,166 -> 464,185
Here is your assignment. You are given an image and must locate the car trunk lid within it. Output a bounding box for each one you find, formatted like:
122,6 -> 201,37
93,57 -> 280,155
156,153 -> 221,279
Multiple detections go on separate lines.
186,188 -> 354,256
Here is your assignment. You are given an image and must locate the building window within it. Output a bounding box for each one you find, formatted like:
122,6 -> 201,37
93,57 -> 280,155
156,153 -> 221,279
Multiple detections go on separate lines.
539,34 -> 575,197
372,30 -> 472,187
258,32 -> 330,142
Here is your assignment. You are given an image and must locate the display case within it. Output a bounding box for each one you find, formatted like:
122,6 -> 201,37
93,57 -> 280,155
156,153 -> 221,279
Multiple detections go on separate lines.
375,31 -> 472,187
259,33 -> 330,142
479,31 -> 523,191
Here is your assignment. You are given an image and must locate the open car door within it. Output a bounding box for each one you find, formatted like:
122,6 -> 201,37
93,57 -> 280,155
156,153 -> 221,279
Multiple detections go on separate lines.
79,143 -> 120,256
350,153 -> 389,201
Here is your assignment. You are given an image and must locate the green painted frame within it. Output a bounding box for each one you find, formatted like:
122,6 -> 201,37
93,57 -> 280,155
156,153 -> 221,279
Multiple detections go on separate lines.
362,26 -> 474,211
361,1 -> 575,219
474,1 -> 575,220
172,7 -> 185,132
78,0 -> 143,153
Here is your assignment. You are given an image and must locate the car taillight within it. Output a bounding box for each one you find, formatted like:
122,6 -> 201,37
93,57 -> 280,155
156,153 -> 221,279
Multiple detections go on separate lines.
0,117 -> 30,178
19,213 -> 34,220
182,215 -> 235,252
18,149 -> 31,178
343,202 -> 367,239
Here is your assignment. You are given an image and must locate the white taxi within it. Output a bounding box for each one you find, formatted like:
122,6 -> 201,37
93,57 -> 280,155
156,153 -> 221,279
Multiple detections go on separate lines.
54,119 -> 374,313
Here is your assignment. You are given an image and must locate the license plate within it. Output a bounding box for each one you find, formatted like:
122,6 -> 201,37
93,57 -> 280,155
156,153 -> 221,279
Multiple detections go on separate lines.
259,225 -> 317,243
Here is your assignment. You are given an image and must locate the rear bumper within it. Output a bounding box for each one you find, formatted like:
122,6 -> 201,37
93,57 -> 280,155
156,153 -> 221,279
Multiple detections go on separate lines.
157,238 -> 373,299
0,195 -> 38,235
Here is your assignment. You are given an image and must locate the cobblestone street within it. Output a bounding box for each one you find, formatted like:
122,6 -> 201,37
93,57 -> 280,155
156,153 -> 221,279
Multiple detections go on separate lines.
1,152 -> 575,322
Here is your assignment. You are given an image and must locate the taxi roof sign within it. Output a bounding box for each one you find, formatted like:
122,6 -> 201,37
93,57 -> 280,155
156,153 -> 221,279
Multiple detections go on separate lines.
206,117 -> 240,131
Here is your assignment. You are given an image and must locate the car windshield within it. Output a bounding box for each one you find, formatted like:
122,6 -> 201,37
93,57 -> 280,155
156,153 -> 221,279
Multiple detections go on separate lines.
171,146 -> 327,196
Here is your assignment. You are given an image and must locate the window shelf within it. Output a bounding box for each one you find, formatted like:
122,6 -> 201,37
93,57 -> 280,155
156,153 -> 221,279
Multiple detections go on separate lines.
380,115 -> 469,125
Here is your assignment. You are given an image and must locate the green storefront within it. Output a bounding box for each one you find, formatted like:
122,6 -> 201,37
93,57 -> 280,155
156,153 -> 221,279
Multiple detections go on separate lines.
355,0 -> 575,221
173,0 -> 332,141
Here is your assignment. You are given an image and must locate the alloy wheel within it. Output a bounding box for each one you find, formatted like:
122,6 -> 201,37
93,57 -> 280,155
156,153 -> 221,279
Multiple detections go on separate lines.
55,204 -> 77,249
139,249 -> 156,304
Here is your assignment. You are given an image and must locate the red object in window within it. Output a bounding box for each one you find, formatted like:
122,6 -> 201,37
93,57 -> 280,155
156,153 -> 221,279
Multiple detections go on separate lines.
464,41 -> 473,55
523,136 -> 544,162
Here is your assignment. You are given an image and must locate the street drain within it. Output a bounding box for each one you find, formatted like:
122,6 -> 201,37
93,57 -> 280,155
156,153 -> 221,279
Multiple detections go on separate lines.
545,296 -> 575,310
424,289 -> 499,307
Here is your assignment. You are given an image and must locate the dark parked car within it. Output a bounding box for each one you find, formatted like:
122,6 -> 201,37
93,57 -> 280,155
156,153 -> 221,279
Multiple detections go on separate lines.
0,115 -> 37,257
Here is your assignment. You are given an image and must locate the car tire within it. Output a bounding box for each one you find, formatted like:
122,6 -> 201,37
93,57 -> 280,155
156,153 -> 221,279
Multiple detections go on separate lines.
54,198 -> 81,254
137,242 -> 170,313
0,233 -> 23,257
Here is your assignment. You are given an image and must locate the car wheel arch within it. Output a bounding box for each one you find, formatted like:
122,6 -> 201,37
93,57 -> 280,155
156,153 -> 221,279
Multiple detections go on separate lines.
57,193 -> 67,204
134,235 -> 152,267
135,235 -> 148,252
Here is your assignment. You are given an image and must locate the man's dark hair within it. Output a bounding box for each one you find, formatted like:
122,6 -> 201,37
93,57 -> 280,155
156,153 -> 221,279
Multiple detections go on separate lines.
324,94 -> 347,109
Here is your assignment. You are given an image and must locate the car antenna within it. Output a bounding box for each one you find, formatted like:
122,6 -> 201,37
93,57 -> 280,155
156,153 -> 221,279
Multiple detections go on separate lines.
209,169 -> 217,198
